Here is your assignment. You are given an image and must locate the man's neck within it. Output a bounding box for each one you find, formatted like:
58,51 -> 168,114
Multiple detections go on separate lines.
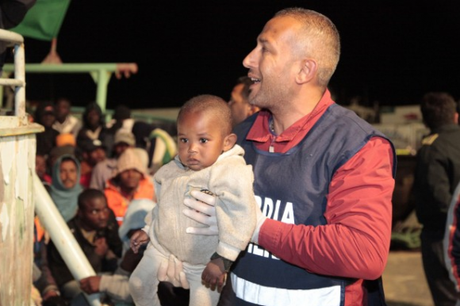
120,185 -> 137,200
76,218 -> 96,233
271,89 -> 325,135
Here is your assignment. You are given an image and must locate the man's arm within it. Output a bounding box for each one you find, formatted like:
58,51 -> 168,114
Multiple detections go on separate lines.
258,137 -> 394,280
444,182 -> 460,291
34,240 -> 60,299
423,145 -> 452,213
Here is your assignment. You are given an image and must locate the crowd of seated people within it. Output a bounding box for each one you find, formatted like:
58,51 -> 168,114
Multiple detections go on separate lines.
30,99 -> 178,306
30,81 -> 252,305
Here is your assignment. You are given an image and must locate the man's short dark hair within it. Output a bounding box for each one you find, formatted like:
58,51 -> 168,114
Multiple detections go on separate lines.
420,92 -> 456,130
78,188 -> 106,210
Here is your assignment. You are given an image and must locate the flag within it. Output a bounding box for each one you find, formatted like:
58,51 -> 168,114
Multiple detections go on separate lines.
10,0 -> 70,41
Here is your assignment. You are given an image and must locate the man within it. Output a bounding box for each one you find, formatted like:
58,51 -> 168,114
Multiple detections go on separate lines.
79,138 -> 107,188
413,92 -> 460,306
52,98 -> 82,137
34,102 -> 59,156
90,129 -> 136,190
183,8 -> 396,306
49,155 -> 83,222
104,148 -> 154,225
48,189 -> 122,304
228,76 -> 260,127
79,199 -> 154,304
77,102 -> 112,156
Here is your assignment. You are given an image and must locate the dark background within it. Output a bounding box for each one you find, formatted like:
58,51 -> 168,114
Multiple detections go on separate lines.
15,0 -> 460,110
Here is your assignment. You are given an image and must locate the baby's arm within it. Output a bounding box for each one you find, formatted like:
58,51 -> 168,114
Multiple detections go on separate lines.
130,230 -> 150,254
211,157 -> 257,261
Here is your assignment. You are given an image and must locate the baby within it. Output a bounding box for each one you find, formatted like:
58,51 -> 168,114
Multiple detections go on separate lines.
129,94 -> 256,306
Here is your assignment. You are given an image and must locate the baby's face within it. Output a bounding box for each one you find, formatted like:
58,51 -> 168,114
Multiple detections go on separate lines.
177,111 -> 227,171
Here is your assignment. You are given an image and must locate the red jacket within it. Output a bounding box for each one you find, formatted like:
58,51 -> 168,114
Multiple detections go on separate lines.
247,90 -> 395,305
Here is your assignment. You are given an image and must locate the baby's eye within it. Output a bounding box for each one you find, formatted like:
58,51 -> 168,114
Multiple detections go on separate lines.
199,138 -> 208,144
179,138 -> 188,143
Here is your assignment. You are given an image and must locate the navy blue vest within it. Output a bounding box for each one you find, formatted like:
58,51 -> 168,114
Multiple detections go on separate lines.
231,104 -> 395,305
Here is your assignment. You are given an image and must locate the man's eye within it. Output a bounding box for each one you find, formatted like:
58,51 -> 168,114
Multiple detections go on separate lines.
199,138 -> 208,143
91,210 -> 98,215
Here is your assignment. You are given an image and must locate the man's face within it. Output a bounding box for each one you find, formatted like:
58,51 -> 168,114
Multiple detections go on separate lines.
41,113 -> 56,128
79,196 -> 110,230
55,99 -> 71,122
119,169 -> 142,189
87,148 -> 106,166
242,16 -> 302,110
228,83 -> 252,126
113,142 -> 131,158
35,155 -> 47,179
177,111 -> 230,171
60,159 -> 78,189
87,109 -> 100,129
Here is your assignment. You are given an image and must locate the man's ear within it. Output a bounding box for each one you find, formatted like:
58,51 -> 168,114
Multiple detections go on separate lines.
296,58 -> 317,84
223,133 -> 237,151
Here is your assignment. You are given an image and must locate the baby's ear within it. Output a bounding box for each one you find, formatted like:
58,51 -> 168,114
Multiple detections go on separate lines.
223,133 -> 237,151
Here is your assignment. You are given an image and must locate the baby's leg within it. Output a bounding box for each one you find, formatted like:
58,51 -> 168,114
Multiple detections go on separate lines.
129,243 -> 166,306
185,264 -> 221,306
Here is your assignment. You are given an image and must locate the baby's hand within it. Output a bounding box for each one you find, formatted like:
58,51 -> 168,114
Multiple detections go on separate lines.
130,230 -> 150,254
201,258 -> 227,292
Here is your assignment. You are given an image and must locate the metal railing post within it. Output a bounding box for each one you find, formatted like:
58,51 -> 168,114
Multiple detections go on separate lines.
13,42 -> 25,117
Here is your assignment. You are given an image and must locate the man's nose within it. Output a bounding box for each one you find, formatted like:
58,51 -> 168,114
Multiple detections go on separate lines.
243,47 -> 257,69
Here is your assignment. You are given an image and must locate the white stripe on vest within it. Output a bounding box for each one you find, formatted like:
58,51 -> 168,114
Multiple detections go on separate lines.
231,273 -> 341,306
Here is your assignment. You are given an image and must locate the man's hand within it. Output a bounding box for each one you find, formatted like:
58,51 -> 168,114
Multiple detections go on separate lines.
31,285 -> 42,306
157,254 -> 190,289
80,276 -> 102,294
130,230 -> 150,254
183,190 -> 218,235
202,258 -> 227,292
94,237 -> 109,257
42,289 -> 59,301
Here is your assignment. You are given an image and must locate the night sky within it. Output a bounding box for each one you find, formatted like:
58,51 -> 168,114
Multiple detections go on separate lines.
18,0 -> 460,110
